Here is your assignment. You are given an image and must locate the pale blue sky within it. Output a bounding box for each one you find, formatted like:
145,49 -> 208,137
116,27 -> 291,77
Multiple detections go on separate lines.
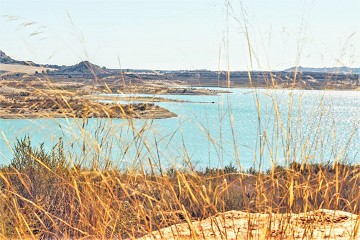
0,0 -> 359,70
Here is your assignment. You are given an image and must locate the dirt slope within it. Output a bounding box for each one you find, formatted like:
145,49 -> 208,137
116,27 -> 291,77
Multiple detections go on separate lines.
140,209 -> 359,239
0,63 -> 54,74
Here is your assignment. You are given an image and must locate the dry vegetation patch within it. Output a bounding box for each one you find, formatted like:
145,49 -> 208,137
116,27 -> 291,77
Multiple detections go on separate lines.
0,137 -> 359,239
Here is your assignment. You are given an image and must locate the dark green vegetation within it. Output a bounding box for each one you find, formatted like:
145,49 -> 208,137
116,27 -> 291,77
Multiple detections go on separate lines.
0,137 -> 359,238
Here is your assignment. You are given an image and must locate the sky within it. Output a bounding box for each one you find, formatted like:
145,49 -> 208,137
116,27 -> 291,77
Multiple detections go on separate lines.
0,0 -> 359,71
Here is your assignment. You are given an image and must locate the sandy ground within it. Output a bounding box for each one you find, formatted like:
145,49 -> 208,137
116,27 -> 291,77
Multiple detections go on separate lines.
0,63 -> 54,74
0,78 -> 180,119
139,209 -> 359,240
0,76 -> 227,119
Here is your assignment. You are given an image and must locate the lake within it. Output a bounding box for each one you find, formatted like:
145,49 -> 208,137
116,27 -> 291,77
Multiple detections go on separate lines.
1,88 -> 359,170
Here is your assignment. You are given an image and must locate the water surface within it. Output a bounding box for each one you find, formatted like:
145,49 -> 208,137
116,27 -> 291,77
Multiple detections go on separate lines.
1,88 -> 359,170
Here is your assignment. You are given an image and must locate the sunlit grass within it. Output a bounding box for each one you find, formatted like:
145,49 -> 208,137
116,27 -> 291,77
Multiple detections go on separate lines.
0,2 -> 359,239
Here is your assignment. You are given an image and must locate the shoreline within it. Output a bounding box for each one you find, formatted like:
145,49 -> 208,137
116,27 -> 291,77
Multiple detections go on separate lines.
0,75 -> 359,120
184,84 -> 360,92
0,102 -> 177,120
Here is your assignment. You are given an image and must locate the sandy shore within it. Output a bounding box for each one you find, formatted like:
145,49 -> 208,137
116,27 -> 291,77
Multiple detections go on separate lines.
0,78 -> 230,119
0,102 -> 177,119
0,79 -> 181,119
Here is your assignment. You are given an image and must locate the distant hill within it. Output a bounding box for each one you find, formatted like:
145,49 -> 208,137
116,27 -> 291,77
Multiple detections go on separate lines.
0,50 -> 40,66
284,66 -> 360,74
50,61 -> 111,76
0,50 -> 61,69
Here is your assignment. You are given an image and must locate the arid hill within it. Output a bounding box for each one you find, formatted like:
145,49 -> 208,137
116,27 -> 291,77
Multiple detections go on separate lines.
0,50 -> 39,66
49,60 -> 111,77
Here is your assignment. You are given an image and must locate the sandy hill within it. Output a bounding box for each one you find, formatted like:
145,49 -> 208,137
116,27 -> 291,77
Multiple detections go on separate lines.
140,209 -> 359,239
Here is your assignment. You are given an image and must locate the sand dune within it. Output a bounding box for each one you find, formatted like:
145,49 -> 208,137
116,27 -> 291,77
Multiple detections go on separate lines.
140,209 -> 359,239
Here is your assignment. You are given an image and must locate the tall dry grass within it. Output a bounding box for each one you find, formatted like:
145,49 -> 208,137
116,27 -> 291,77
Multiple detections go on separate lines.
1,2 -> 360,239
0,134 -> 359,238
1,63 -> 359,239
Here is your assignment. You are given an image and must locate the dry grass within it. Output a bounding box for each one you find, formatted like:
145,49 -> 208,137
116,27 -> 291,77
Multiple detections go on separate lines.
0,3 -> 359,238
0,133 -> 359,238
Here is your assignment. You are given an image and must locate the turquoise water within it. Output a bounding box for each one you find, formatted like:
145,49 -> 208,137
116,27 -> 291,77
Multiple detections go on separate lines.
1,88 -> 359,170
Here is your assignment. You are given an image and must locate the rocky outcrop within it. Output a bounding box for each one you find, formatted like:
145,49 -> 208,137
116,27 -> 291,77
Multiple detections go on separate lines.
49,60 -> 111,77
0,50 -> 61,69
0,50 -> 39,66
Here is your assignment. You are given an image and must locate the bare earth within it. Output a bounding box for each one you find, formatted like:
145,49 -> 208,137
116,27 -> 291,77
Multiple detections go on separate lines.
0,63 -> 54,74
140,209 -> 359,240
0,72 -> 228,119
0,78 -> 179,119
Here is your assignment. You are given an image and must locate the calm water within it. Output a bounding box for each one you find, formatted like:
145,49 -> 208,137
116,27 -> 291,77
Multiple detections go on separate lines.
1,88 -> 359,170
